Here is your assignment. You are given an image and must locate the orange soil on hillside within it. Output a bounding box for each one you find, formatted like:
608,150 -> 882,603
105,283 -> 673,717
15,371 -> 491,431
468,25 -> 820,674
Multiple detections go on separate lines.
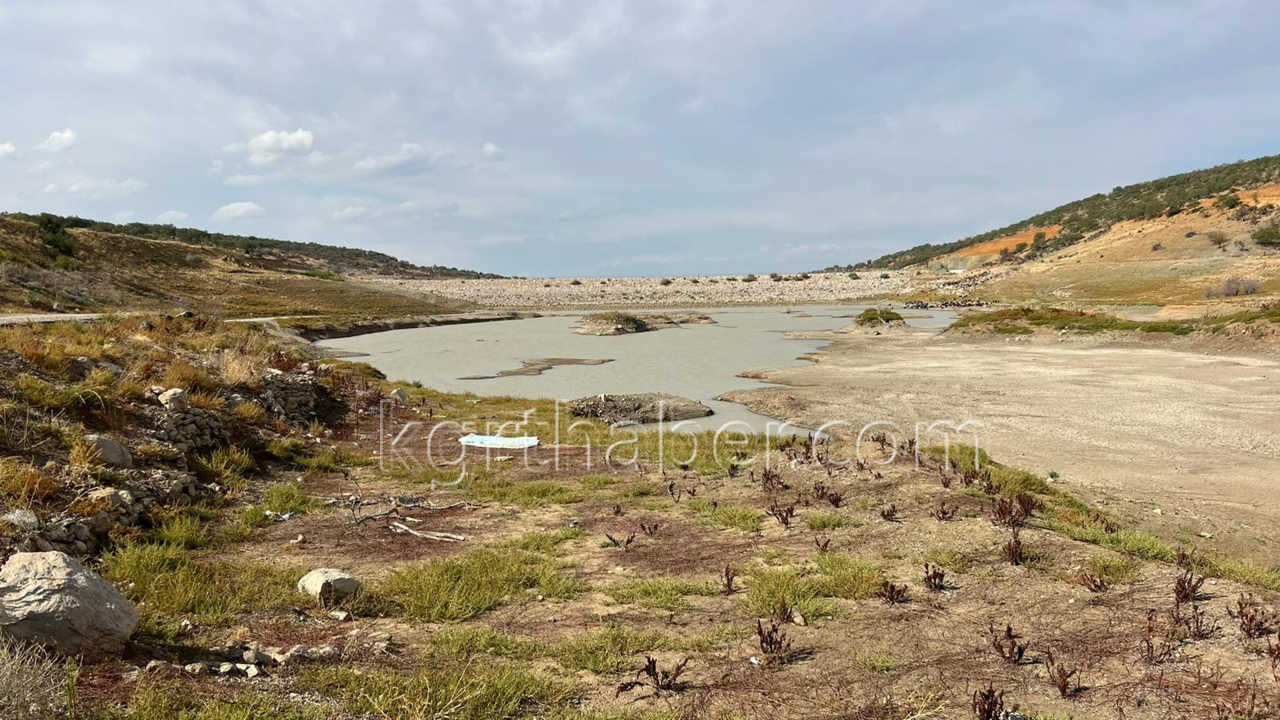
951,224 -> 1061,257
1239,182 -> 1280,205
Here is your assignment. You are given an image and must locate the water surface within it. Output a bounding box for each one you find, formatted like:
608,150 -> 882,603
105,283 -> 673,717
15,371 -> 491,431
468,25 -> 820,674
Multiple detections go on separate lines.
322,305 -> 953,433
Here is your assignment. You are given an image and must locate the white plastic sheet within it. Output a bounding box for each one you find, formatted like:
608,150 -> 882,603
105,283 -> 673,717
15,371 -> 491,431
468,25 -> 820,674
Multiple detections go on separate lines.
458,433 -> 540,449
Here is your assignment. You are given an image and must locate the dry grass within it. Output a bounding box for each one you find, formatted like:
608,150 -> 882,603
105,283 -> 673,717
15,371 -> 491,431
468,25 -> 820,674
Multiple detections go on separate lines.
0,639 -> 68,720
0,458 -> 61,505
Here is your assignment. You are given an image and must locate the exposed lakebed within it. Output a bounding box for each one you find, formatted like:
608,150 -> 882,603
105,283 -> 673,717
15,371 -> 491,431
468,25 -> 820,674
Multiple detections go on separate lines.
321,305 -> 954,433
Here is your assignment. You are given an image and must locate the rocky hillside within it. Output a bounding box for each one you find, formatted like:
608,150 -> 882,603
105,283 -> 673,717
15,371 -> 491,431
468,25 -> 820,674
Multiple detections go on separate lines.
0,213 -> 476,317
836,154 -> 1280,306
847,153 -> 1280,270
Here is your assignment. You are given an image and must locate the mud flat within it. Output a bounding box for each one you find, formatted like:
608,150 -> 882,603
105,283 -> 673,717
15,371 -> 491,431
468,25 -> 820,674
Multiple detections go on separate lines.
720,331 -> 1280,563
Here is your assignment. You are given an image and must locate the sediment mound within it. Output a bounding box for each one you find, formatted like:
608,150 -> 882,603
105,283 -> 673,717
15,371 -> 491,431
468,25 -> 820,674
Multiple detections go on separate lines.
568,392 -> 713,425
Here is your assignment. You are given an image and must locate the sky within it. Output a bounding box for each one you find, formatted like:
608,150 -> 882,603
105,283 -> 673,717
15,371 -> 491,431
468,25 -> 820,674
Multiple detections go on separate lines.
2,1 -> 1278,277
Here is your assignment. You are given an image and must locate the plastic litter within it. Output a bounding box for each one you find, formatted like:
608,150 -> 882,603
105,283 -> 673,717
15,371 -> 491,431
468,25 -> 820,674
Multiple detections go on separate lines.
459,433 -> 539,449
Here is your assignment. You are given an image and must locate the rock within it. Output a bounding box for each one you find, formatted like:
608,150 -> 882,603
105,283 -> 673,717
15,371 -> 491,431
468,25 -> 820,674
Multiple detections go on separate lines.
328,609 -> 352,622
215,662 -> 237,675
297,568 -> 361,606
158,388 -> 190,412
0,551 -> 139,660
84,434 -> 132,468
184,662 -> 208,676
568,392 -> 713,426
237,663 -> 263,678
388,387 -> 410,404
305,645 -> 338,661
1,509 -> 40,532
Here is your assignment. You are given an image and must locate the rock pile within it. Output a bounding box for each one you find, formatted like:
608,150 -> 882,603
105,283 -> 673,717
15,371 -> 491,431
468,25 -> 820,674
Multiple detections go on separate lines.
260,372 -> 347,426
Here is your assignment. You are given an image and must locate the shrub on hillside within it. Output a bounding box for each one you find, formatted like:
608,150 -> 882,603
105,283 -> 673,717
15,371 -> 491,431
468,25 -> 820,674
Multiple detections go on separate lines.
1205,277 -> 1260,298
1253,222 -> 1280,247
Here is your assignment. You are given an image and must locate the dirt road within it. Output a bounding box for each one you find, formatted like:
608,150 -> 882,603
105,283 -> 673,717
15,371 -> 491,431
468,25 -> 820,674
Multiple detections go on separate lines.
721,330 -> 1280,560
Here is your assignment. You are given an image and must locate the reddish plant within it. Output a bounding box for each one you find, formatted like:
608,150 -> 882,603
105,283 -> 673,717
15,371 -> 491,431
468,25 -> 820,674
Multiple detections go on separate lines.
877,581 -> 909,605
988,621 -> 1027,664
1044,650 -> 1079,698
971,683 -> 1006,720
923,563 -> 947,591
931,501 -> 957,521
1227,594 -> 1277,639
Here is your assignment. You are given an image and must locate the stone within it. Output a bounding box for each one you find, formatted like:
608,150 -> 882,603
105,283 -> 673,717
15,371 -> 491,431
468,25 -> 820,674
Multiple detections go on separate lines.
84,434 -> 132,468
158,388 -> 190,412
184,662 -> 208,676
328,609 -> 352,622
0,551 -> 139,660
297,568 -> 361,606
1,509 -> 40,532
388,388 -> 410,404
304,645 -> 338,661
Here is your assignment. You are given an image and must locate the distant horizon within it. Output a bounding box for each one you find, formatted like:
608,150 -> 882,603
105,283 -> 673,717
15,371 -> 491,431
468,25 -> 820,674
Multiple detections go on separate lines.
4,2 -> 1279,276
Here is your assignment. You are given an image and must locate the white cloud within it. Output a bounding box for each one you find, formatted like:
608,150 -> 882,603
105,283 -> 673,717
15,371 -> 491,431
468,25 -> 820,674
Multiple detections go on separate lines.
212,201 -> 265,221
0,141 -> 15,158
112,210 -> 136,222
332,204 -> 368,221
155,210 -> 188,224
246,128 -> 314,164
43,184 -> 58,193
224,173 -> 273,187
65,177 -> 146,196
353,143 -> 428,173
35,128 -> 77,152
481,141 -> 502,157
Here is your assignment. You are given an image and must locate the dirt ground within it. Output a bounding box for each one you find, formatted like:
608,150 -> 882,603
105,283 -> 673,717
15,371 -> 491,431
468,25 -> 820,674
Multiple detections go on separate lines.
719,329 -> 1280,564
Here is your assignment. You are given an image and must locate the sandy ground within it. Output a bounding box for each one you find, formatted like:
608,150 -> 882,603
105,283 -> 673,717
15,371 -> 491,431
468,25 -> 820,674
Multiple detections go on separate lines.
362,271 -> 913,308
720,330 -> 1280,562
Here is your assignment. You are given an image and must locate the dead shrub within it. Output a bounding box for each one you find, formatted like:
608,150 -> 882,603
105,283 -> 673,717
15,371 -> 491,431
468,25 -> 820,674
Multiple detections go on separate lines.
1227,594 -> 1277,639
766,500 -> 796,529
616,656 -> 689,696
755,619 -> 793,664
721,565 -> 738,595
1044,649 -> 1079,698
878,504 -> 899,522
877,581 -> 909,605
1170,598 -> 1219,641
1205,276 -> 1261,298
1173,569 -> 1206,604
1002,528 -> 1024,565
971,683 -> 1006,720
923,564 -> 947,591
1077,571 -> 1109,593
931,501 -> 957,521
1141,609 -> 1177,665
813,536 -> 831,553
987,497 -> 1026,528
0,639 -> 66,720
988,622 -> 1027,664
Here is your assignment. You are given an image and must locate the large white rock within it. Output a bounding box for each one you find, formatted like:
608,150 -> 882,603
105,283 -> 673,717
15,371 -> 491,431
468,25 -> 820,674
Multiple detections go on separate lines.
83,434 -> 132,468
296,568 -> 361,606
0,552 -> 138,660
158,388 -> 190,412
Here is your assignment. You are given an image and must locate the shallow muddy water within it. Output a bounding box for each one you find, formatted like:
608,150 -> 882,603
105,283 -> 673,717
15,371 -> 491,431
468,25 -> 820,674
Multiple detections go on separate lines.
322,305 -> 953,433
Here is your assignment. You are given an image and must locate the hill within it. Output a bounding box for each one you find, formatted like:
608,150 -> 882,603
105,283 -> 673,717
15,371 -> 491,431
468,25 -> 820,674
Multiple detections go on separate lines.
1,212 -> 500,279
0,212 -> 481,317
838,153 -> 1280,270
